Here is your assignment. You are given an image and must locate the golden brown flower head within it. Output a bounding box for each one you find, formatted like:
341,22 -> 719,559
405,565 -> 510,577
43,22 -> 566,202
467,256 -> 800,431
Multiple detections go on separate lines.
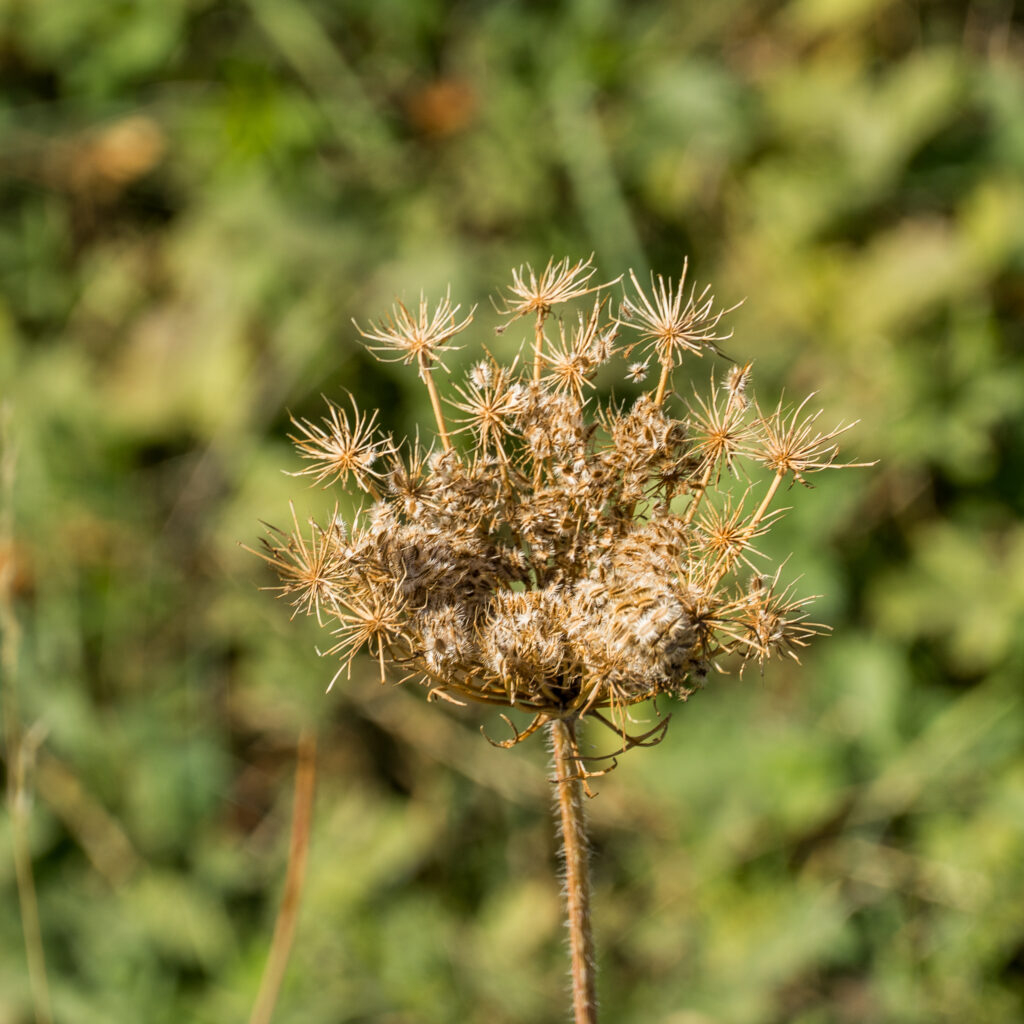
354,288 -> 474,373
754,393 -> 872,485
619,260 -> 737,368
495,255 -> 605,322
287,395 -> 389,496
247,502 -> 343,623
255,259 -> 869,764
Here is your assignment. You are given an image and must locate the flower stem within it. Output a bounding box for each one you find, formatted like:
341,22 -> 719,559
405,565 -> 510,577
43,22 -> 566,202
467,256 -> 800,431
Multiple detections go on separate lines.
653,360 -> 672,407
749,469 -> 785,532
533,308 -> 547,382
682,460 -> 715,526
419,353 -> 452,451
549,718 -> 598,1024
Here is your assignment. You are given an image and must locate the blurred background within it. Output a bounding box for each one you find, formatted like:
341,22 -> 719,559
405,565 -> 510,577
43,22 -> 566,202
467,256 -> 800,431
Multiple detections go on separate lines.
2,0 -> 1024,1021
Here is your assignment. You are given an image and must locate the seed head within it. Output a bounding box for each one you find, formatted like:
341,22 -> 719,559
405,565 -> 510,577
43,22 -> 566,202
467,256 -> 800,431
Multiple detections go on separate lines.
496,255 -> 614,323
247,502 -> 343,623
754,393 -> 871,485
287,394 -> 389,495
619,260 -> 738,369
255,259 -> 870,764
355,288 -> 474,373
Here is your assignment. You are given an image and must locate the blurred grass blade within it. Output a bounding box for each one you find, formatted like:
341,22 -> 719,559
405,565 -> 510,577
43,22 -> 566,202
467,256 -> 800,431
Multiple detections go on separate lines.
2,404 -> 53,1024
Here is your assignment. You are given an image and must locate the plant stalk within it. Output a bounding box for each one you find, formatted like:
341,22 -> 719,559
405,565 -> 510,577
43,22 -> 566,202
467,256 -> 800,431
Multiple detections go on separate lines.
549,717 -> 598,1024
532,308 -> 544,381
653,359 -> 672,407
418,353 -> 452,451
248,728 -> 317,1024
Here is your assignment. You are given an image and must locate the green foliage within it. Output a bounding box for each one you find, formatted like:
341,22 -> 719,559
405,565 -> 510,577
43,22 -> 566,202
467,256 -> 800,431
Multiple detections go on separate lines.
2,0 -> 1023,1021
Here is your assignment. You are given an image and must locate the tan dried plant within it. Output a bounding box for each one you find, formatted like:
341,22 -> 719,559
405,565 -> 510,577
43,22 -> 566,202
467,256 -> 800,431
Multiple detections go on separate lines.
252,256 -> 869,1024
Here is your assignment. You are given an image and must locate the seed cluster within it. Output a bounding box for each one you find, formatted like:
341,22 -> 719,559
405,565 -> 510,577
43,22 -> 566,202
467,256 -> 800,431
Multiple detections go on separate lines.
255,258 -> 865,751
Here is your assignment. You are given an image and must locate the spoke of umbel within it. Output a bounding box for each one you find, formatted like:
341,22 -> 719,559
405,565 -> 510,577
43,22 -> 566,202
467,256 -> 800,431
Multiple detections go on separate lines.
549,717 -> 598,1024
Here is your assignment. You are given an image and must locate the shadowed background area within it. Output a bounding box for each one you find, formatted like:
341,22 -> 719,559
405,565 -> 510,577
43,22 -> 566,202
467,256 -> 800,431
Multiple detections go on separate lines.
2,1 -> 1024,1022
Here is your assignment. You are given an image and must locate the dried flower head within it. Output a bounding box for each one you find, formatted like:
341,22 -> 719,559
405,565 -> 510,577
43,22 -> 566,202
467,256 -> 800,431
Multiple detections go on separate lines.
256,259 -> 870,771
354,288 -> 474,374
287,394 -> 389,495
248,502 -> 343,623
496,255 -> 604,321
620,260 -> 740,406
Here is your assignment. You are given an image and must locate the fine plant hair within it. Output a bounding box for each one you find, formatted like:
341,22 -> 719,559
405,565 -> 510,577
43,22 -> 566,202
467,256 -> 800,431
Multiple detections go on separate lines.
251,256 -> 869,1024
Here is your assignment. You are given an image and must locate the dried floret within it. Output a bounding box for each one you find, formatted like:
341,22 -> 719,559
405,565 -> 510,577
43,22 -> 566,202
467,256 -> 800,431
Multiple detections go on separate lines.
354,289 -> 473,373
495,255 -> 603,321
448,357 -> 521,455
619,260 -> 739,404
753,393 -> 866,484
247,502 -> 344,623
287,395 -> 389,495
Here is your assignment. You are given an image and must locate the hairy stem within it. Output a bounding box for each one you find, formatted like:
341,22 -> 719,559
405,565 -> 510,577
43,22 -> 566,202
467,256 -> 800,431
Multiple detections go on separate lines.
549,718 -> 598,1024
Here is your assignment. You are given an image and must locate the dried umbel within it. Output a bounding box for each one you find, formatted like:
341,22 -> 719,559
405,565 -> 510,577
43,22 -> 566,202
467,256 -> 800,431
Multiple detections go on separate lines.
252,256 -> 868,1023
257,256 -> 863,751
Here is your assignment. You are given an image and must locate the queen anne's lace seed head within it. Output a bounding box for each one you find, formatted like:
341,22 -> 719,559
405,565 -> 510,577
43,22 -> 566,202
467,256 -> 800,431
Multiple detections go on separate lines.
354,289 -> 473,373
254,259 -> 871,760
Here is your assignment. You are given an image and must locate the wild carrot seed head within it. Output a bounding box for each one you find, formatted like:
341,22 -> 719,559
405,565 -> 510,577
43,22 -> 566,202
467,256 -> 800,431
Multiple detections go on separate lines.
255,260 -> 870,755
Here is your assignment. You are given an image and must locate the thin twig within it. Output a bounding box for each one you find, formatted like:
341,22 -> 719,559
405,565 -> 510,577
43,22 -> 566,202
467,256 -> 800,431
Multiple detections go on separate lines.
248,728 -> 318,1024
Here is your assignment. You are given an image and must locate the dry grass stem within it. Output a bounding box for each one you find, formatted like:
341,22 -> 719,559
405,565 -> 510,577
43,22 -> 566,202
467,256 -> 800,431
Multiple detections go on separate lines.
248,730 -> 318,1024
1,404 -> 54,1024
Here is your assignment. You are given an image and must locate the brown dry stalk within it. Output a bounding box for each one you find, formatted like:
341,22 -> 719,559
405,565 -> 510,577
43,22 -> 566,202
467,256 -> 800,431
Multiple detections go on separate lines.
419,352 -> 452,452
533,308 -> 547,381
248,729 -> 318,1024
550,718 -> 598,1024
